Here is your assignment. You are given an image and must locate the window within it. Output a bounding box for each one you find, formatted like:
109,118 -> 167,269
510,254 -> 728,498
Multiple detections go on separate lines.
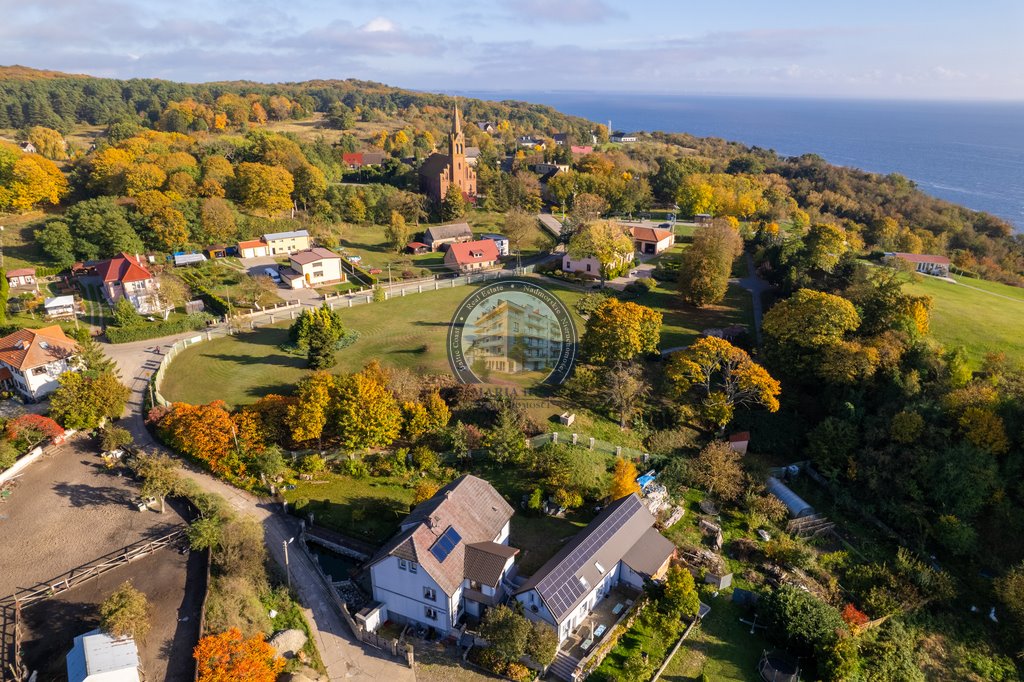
424,607 -> 439,621
586,264 -> 592,272
409,562 -> 418,574
398,559 -> 408,571
424,587 -> 437,601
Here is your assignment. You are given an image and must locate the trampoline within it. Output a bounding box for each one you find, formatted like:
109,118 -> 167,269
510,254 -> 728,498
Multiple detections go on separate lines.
758,650 -> 800,682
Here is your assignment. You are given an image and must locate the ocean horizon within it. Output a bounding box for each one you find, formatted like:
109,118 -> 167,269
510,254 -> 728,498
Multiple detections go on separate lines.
457,91 -> 1024,230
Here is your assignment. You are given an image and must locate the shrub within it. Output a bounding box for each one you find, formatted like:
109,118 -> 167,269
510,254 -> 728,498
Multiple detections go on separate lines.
106,313 -> 212,343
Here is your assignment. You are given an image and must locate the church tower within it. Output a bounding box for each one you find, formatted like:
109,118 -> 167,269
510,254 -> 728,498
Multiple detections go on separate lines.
449,103 -> 465,169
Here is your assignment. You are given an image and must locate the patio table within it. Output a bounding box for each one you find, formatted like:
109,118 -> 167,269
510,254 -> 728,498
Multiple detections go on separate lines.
594,624 -> 607,638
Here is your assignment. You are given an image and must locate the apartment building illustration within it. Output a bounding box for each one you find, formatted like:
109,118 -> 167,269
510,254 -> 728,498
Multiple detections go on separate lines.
465,298 -> 562,374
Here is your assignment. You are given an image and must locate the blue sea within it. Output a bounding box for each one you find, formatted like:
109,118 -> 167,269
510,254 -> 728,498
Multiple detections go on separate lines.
461,92 -> 1024,229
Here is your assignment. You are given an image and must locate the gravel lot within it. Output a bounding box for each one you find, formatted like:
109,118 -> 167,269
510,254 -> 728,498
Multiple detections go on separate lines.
0,436 -> 187,598
19,546 -> 206,682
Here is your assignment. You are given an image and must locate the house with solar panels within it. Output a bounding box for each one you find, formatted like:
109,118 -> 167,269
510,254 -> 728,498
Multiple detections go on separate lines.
514,493 -> 675,643
367,475 -> 518,635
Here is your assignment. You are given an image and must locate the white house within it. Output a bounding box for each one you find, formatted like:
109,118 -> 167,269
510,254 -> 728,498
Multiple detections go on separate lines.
368,475 -> 517,635
0,326 -> 80,400
263,230 -> 311,255
561,249 -> 631,279
44,295 -> 77,319
481,234 -> 510,257
630,226 -> 676,255
610,132 -> 638,143
885,252 -> 951,278
66,629 -> 141,682
94,253 -> 161,315
515,494 -> 674,644
237,239 -> 270,259
280,247 -> 346,289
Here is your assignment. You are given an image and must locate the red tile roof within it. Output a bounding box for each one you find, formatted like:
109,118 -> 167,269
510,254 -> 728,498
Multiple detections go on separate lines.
94,253 -> 152,284
343,152 -> 363,166
630,226 -> 674,243
0,326 -> 78,371
890,252 -> 951,265
728,431 -> 751,443
447,239 -> 499,266
6,268 -> 35,278
237,239 -> 267,250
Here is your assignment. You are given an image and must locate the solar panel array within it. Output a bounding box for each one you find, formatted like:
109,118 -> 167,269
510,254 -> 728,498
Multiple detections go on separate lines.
533,496 -> 641,617
429,526 -> 463,563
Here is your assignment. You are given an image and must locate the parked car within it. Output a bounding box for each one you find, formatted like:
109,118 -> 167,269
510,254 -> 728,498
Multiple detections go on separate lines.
264,267 -> 282,283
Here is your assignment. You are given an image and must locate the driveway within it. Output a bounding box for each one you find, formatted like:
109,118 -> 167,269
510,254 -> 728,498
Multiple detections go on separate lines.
606,262 -> 657,291
737,251 -> 772,343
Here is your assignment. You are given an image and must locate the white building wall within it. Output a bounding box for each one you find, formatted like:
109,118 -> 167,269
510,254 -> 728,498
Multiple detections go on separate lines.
371,557 -> 455,633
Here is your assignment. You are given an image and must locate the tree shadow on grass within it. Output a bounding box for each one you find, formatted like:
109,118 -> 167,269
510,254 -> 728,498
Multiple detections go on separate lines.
298,495 -> 410,546
206,353 -> 305,369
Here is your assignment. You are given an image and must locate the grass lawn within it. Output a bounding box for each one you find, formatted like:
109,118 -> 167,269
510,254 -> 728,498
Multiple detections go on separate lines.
661,591 -> 764,682
0,209 -> 55,271
283,473 -> 420,545
903,274 -> 1024,366
626,279 -> 753,351
160,281 -> 588,407
181,260 -> 284,311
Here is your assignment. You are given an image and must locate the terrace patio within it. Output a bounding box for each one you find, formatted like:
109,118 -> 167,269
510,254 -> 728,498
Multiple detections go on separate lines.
559,586 -> 639,661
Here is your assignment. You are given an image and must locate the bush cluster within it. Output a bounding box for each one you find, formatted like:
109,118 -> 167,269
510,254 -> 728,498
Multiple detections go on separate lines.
106,312 -> 212,343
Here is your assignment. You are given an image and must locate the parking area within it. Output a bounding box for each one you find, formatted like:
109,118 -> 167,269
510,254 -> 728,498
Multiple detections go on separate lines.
0,435 -> 188,598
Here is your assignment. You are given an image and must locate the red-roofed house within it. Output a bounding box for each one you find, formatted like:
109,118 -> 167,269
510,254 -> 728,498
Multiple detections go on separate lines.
571,145 -> 594,156
94,253 -> 160,314
444,239 -> 500,274
886,252 -> 951,277
343,152 -> 364,168
630,226 -> 676,255
237,239 -> 269,259
0,325 -> 79,399
6,268 -> 37,289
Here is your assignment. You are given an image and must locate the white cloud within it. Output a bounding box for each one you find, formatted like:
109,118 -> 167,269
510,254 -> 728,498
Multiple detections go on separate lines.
362,17 -> 396,33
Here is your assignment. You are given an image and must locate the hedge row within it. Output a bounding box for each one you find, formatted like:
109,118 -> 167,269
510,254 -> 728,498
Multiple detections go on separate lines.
341,260 -> 379,286
106,312 -> 213,343
193,286 -> 231,316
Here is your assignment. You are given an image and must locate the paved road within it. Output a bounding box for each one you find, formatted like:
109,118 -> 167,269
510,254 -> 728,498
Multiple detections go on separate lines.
104,337 -> 416,682
737,251 -> 772,344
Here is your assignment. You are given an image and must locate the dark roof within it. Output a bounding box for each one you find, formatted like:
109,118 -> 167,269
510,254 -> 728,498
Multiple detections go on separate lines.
370,475 -> 514,595
419,152 -> 451,178
516,494 -> 665,623
291,247 -> 341,265
425,222 -> 473,242
464,542 -> 519,587
621,527 -> 675,576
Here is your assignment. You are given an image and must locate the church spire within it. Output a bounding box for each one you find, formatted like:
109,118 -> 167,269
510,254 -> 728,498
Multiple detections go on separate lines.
449,103 -> 465,162
451,102 -> 462,135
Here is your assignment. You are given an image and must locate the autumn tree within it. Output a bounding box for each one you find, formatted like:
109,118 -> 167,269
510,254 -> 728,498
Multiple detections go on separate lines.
526,621 -> 558,668
100,581 -> 151,641
608,457 -> 641,501
26,126 -> 67,160
287,371 -> 336,449
232,162 -> 294,216
293,163 -> 327,212
567,220 -> 634,285
678,222 -> 744,306
0,141 -> 68,212
154,272 -> 190,318
49,371 -> 131,430
480,605 -> 531,665
413,480 -> 440,505
194,628 -> 284,682
335,361 -> 402,449
581,298 -> 661,364
568,192 -> 609,228
689,440 -> 745,502
501,209 -> 535,254
160,401 -> 240,476
133,452 -> 182,514
422,390 -> 451,433
762,289 -> 861,376
384,210 -> 409,252
199,197 -> 237,243
666,337 -> 780,428
604,362 -> 649,428
440,183 -> 466,221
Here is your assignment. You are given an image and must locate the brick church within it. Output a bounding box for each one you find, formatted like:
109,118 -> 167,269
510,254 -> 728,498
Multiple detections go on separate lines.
419,105 -> 477,205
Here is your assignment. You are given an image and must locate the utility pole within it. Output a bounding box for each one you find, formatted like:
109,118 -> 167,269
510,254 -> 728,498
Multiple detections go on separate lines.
0,225 -> 5,268
283,537 -> 295,590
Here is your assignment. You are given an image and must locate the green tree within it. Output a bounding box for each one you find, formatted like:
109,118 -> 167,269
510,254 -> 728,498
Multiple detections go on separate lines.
661,564 -> 700,620
479,604 -> 530,664
526,621 -> 558,668
50,371 -> 130,430
759,585 -> 845,661
567,220 -> 634,285
501,209 -> 535,254
100,425 -> 133,452
134,452 -> 182,513
112,297 -> 144,327
762,289 -> 861,376
440,183 -> 466,221
99,581 -> 151,641
72,327 -> 118,377
384,210 -> 409,252
36,220 -> 76,268
678,222 -> 743,306
288,304 -> 347,369
485,405 -> 528,464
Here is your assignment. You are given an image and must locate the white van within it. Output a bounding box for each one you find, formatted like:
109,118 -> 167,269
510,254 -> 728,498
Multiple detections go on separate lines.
264,267 -> 282,284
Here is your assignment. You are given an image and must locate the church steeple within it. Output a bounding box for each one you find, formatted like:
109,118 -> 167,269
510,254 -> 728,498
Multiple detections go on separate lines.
449,103 -> 465,161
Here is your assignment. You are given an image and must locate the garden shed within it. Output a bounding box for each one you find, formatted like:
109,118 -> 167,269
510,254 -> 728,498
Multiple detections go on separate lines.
765,476 -> 814,519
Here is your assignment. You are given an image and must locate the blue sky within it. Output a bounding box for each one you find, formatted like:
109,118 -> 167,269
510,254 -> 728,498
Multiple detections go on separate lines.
1,0 -> 1021,100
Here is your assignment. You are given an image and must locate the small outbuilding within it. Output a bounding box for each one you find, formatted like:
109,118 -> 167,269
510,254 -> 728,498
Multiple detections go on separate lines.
406,241 -> 430,255
6,267 -> 36,288
765,476 -> 814,519
44,295 -> 76,319
66,629 -> 141,682
173,252 -> 207,267
728,432 -> 750,455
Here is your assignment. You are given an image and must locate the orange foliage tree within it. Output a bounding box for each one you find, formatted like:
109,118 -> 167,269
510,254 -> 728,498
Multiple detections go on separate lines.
160,401 -> 240,476
194,628 -> 284,682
